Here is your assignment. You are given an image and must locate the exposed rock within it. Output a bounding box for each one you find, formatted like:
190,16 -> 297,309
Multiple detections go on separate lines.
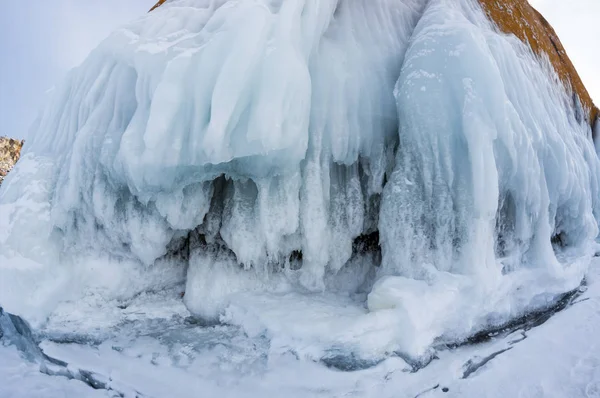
149,0 -> 166,12
479,0 -> 598,129
0,137 -> 24,185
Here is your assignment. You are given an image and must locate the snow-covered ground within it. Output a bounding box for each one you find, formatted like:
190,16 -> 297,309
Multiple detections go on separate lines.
2,258 -> 599,398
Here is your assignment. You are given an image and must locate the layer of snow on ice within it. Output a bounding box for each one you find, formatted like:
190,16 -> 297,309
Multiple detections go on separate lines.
2,258 -> 600,398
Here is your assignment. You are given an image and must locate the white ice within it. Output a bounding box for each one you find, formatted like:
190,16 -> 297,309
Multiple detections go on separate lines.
2,257 -> 600,398
1,0 -> 599,361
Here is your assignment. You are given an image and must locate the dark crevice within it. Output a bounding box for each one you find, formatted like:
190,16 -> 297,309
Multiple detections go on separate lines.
571,297 -> 590,306
288,250 -> 303,270
414,384 -> 440,398
551,230 -> 567,249
285,231 -> 382,273
352,230 -> 381,257
507,331 -> 528,345
461,347 -> 513,379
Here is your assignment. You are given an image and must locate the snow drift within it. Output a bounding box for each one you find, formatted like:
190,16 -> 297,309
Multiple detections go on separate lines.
1,0 -> 599,360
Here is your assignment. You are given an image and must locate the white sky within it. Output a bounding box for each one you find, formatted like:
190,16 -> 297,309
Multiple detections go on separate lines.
530,0 -> 600,104
0,0 -> 598,139
0,1 -> 150,139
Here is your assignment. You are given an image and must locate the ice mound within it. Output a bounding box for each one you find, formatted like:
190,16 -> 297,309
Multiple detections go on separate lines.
1,0 -> 599,359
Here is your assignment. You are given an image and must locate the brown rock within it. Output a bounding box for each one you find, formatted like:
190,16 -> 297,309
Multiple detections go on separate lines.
0,137 -> 24,185
149,0 -> 167,12
479,0 -> 598,129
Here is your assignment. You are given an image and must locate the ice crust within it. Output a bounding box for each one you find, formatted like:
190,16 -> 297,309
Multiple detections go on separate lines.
1,0 -> 599,359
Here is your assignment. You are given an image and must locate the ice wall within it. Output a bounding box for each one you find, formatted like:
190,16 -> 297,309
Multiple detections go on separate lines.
1,0 -> 599,357
372,0 -> 600,353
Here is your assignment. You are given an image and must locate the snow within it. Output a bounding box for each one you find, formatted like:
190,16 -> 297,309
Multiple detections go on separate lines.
0,345 -> 110,398
1,0 -> 600,370
2,258 -> 600,398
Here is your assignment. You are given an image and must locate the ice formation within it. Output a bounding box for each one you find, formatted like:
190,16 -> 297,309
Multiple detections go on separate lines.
1,0 -> 599,359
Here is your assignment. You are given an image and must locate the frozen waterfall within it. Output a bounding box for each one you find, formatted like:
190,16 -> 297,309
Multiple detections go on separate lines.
1,0 -> 599,359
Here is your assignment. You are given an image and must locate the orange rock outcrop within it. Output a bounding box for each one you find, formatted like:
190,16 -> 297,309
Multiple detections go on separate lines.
479,0 -> 598,128
0,137 -> 24,185
149,0 -> 167,12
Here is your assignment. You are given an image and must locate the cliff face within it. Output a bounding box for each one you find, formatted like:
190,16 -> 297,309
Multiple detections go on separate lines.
149,0 -> 166,12
149,0 -> 598,131
0,137 -> 23,185
478,0 -> 599,128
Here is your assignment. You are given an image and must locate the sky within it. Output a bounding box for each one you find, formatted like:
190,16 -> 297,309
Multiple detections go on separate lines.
530,0 -> 600,105
0,0 -> 599,139
0,1 -> 151,139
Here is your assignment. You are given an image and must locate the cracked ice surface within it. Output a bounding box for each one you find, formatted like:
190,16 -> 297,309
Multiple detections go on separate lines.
1,0 -> 600,363
1,258 -> 600,397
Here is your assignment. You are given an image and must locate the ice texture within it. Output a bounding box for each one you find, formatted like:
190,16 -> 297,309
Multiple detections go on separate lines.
0,308 -> 44,363
1,0 -> 599,359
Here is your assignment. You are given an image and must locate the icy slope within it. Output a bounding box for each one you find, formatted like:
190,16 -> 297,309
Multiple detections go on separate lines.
1,0 -> 599,359
1,258 -> 599,398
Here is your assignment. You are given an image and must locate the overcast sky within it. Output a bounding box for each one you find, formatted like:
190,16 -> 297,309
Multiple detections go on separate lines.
531,0 -> 600,105
0,1 -> 150,139
0,0 -> 598,139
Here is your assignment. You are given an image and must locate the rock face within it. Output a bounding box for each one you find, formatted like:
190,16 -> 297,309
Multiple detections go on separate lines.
0,137 -> 23,185
149,0 -> 166,12
478,0 -> 599,128
149,0 -> 598,130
